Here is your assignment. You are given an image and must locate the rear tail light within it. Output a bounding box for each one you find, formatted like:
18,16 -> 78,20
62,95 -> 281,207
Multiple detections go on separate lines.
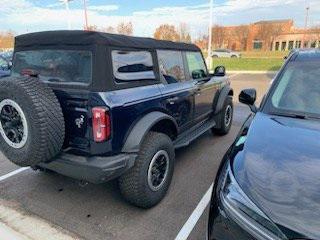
92,107 -> 111,142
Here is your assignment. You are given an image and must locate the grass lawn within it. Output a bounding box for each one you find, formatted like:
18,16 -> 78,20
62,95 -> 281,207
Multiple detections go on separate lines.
211,58 -> 284,71
240,51 -> 288,58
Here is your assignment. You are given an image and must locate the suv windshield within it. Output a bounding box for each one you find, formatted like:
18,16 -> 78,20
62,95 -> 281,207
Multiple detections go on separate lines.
12,50 -> 92,84
263,56 -> 320,118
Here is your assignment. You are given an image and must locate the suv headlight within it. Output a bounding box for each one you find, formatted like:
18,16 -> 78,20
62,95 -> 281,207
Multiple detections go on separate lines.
219,162 -> 288,240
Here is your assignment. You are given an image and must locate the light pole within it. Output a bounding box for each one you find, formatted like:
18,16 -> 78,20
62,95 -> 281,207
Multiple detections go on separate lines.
207,0 -> 213,70
303,6 -> 310,48
60,0 -> 73,30
83,0 -> 89,30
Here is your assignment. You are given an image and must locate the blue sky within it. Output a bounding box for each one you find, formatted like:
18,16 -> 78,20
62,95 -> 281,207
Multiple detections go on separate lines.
1,0 -> 319,38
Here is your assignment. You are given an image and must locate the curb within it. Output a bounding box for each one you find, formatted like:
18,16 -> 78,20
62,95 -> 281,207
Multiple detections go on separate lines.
0,200 -> 79,240
0,222 -> 30,240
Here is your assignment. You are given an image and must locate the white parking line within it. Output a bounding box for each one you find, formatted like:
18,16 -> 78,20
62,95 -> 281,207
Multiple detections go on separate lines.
175,184 -> 213,240
0,167 -> 29,182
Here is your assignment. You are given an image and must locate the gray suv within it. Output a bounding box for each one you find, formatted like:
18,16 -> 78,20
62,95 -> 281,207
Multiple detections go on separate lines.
211,49 -> 241,58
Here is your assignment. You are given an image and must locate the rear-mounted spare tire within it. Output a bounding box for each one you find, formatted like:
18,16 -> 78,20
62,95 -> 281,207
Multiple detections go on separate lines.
0,76 -> 65,167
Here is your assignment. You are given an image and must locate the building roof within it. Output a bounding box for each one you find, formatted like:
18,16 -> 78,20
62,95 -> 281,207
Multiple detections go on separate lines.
254,19 -> 293,25
15,30 -> 199,51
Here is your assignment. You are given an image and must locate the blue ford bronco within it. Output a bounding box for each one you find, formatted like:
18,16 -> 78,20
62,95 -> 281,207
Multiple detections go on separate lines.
0,31 -> 233,208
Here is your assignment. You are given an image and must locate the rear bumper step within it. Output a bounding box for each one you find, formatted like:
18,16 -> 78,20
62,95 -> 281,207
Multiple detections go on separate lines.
38,153 -> 137,184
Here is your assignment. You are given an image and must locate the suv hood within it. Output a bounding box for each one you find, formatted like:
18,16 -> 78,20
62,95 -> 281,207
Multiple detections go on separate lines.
233,112 -> 320,239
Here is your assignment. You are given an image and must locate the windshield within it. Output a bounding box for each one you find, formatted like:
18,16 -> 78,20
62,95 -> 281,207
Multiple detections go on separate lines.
263,56 -> 320,118
12,50 -> 92,84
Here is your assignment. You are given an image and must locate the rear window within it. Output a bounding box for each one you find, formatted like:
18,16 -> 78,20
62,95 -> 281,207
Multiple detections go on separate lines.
12,50 -> 92,84
111,50 -> 156,82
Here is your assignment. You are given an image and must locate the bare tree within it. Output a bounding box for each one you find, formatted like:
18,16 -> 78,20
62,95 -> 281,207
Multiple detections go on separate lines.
178,23 -> 191,43
0,31 -> 15,49
87,25 -> 98,31
233,25 -> 249,51
194,35 -> 208,51
117,22 -> 133,36
212,25 -> 226,49
154,24 -> 180,41
101,26 -> 115,34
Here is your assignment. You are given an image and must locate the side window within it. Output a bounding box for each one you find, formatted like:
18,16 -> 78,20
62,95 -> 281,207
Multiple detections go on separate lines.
186,52 -> 208,80
112,50 -> 156,82
157,50 -> 186,84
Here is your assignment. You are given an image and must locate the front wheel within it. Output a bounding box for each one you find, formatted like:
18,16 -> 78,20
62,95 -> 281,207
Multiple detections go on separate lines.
212,97 -> 233,136
118,132 -> 175,208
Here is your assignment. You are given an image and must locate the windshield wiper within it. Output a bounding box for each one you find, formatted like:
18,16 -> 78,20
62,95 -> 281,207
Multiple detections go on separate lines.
270,112 -> 307,119
270,112 -> 320,120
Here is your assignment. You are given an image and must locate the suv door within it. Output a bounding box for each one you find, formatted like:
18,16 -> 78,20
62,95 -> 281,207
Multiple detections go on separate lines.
157,50 -> 194,131
185,51 -> 219,122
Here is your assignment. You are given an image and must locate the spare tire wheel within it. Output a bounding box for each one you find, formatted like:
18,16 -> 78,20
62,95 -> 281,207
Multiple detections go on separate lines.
0,77 -> 65,167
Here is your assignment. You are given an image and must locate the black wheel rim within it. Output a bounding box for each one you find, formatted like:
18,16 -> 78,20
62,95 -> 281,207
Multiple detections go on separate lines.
0,99 -> 28,148
224,105 -> 232,127
147,150 -> 169,191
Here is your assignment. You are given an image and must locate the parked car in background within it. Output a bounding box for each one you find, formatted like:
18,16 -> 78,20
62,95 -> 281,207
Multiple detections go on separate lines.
0,50 -> 13,62
0,31 -> 234,209
0,56 -> 11,78
208,49 -> 320,240
211,49 -> 241,58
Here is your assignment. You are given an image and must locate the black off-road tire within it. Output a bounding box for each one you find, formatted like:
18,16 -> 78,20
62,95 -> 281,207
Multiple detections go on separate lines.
0,77 -> 65,167
212,97 -> 233,136
118,132 -> 175,208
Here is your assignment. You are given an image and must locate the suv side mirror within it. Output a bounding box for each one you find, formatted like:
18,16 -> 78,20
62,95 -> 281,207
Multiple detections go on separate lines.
239,88 -> 257,112
213,66 -> 225,77
8,61 -> 12,70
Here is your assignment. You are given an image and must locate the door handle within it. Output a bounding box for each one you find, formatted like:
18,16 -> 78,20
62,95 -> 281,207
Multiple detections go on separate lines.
194,88 -> 201,96
167,97 -> 179,105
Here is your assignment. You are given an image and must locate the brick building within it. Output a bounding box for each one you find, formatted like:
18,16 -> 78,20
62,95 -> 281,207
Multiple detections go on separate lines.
214,19 -> 320,51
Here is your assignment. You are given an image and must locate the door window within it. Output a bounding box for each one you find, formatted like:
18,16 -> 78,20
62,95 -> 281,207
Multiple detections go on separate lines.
157,50 -> 185,84
186,52 -> 208,80
112,50 -> 156,82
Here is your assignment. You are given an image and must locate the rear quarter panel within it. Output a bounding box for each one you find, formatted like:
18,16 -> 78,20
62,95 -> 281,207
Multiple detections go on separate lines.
98,84 -> 166,154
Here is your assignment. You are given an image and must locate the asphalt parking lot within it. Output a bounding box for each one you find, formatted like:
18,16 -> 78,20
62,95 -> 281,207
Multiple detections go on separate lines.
0,73 -> 274,240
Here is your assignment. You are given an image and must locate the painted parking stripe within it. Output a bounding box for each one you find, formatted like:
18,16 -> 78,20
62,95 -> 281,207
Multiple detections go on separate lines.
0,167 -> 29,182
175,184 -> 213,240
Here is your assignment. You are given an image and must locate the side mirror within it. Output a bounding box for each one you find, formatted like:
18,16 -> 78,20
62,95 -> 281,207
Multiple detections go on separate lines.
239,88 -> 257,112
8,61 -> 12,70
213,66 -> 225,77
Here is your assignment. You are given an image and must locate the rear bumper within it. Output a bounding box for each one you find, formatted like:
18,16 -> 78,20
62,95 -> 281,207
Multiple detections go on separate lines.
38,153 -> 137,184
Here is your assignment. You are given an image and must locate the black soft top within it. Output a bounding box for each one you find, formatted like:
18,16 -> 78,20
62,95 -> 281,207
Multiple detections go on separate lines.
15,30 -> 200,51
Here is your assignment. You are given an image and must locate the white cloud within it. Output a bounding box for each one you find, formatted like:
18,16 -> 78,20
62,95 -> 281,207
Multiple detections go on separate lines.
88,5 -> 119,12
0,0 -> 319,38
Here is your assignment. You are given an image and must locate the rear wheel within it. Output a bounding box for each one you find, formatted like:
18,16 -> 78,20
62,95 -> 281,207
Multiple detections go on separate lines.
212,97 -> 233,136
118,132 -> 175,208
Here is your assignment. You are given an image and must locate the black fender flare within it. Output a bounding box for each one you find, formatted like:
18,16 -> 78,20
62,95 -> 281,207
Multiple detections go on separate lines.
122,111 -> 178,153
213,85 -> 233,115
